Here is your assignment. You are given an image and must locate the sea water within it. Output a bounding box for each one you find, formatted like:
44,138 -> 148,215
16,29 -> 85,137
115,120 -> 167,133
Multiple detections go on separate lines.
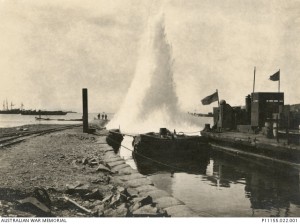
0,113 -> 113,128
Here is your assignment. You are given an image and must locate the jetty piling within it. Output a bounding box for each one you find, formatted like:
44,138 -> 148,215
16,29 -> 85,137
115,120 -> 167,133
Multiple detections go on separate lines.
82,88 -> 89,133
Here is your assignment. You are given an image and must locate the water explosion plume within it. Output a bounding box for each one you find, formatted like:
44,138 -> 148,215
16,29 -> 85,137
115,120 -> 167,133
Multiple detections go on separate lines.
107,13 -> 203,133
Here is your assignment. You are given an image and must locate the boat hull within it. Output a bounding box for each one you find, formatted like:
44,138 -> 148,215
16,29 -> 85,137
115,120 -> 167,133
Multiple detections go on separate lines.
35,117 -> 82,121
21,110 -> 67,115
201,130 -> 300,164
132,133 -> 209,158
0,109 -> 21,114
106,129 -> 124,151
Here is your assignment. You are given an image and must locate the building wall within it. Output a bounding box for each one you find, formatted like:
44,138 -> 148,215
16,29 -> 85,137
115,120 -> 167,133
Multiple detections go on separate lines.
217,102 -> 234,130
251,92 -> 284,127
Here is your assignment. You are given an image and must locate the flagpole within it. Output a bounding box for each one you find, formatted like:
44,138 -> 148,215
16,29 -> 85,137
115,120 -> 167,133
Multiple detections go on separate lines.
278,69 -> 280,92
277,69 -> 280,142
253,66 -> 256,94
216,89 -> 219,106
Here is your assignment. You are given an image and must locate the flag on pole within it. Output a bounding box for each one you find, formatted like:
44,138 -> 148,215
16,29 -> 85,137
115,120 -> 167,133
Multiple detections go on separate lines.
269,70 -> 280,81
201,91 -> 219,105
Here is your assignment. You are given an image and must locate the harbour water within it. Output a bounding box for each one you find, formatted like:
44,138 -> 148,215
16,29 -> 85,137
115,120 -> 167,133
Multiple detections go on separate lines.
0,113 -> 112,128
118,118 -> 300,217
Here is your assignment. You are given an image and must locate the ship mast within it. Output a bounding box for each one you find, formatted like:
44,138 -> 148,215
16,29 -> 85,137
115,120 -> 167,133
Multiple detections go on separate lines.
11,102 -> 14,110
6,99 -> 8,110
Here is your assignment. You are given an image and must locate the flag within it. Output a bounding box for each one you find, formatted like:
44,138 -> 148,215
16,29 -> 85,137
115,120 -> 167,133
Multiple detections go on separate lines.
201,91 -> 219,105
269,70 -> 280,81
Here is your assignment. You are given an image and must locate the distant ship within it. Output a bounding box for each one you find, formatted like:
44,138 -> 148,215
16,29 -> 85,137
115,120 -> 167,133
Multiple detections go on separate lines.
21,110 -> 67,116
0,100 -> 21,114
0,100 -> 68,115
0,109 -> 21,114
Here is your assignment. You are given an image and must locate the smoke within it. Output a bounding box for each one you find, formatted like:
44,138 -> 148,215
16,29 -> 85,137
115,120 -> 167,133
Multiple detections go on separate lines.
107,13 -> 203,133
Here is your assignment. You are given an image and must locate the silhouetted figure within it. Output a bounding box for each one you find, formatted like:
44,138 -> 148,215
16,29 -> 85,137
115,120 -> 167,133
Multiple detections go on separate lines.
170,171 -> 174,178
105,114 -> 107,120
97,113 -> 100,120
101,114 -> 104,120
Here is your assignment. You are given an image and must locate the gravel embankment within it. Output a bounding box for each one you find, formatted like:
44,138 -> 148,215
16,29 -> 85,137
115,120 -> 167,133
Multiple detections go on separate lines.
0,125 -> 199,217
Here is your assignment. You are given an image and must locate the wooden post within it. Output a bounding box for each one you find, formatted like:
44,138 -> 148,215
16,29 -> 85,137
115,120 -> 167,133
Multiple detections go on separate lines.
216,89 -> 220,106
278,69 -> 280,92
287,111 -> 290,145
253,66 -> 256,94
276,114 -> 279,143
82,88 -> 89,133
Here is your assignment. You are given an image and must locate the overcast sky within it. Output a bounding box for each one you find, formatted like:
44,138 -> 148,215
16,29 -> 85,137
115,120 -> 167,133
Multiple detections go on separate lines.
0,0 -> 300,113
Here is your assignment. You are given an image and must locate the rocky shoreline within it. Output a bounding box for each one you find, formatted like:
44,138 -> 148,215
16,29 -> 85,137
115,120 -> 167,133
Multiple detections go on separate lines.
0,125 -> 200,217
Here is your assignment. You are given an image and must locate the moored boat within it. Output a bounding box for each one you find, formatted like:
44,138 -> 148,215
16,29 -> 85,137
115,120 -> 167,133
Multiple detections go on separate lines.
132,128 -> 209,157
199,88 -> 300,164
35,117 -> 50,120
106,129 -> 124,151
0,100 -> 21,114
21,110 -> 67,115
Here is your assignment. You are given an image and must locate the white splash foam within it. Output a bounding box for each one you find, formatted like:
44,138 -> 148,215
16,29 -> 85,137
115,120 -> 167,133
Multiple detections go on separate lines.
107,13 -> 203,134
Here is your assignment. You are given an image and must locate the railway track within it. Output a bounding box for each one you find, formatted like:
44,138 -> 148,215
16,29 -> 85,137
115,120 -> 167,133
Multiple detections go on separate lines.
0,124 -> 82,148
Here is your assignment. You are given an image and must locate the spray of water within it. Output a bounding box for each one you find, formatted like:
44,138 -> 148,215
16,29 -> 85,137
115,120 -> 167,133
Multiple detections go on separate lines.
107,13 -> 204,134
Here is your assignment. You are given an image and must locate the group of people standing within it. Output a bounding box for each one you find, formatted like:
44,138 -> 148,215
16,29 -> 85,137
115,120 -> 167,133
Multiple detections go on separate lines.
97,113 -> 107,120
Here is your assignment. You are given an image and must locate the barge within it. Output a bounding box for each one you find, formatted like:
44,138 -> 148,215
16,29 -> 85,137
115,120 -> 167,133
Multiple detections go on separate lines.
132,128 -> 209,158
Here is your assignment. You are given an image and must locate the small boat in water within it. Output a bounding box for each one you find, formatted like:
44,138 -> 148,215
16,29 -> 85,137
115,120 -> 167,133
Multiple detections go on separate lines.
35,117 -> 82,121
106,129 -> 124,151
35,117 -> 50,121
132,128 -> 209,157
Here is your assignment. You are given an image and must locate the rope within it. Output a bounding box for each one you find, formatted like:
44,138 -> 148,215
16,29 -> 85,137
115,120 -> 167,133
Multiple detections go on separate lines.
109,129 -> 201,137
108,130 -> 136,137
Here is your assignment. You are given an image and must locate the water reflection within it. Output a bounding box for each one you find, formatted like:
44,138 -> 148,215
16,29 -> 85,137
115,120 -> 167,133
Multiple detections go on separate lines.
120,136 -> 300,216
210,151 -> 300,216
132,146 -> 210,175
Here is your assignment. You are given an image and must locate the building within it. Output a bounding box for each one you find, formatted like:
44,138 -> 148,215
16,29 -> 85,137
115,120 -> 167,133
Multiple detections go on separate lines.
250,92 -> 284,128
213,92 -> 286,131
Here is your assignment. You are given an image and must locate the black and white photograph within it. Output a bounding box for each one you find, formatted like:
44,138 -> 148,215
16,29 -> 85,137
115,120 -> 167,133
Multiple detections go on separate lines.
0,0 -> 300,221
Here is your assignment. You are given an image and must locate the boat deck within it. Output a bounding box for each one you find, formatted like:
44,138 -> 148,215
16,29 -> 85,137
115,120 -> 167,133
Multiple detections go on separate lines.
202,130 -> 299,148
201,130 -> 300,165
